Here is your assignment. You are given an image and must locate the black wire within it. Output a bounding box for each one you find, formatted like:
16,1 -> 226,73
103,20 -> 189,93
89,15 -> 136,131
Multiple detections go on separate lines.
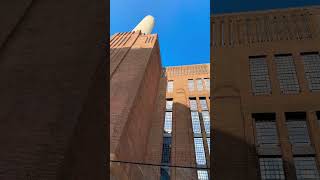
110,160 -> 210,170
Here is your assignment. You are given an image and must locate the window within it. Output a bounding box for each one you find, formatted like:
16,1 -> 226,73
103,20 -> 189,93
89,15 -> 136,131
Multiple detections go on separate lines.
204,78 -> 210,91
301,52 -> 320,91
197,78 -> 203,91
160,167 -> 170,180
161,137 -> 172,164
259,157 -> 286,180
189,98 -> 198,111
194,138 -> 206,165
202,111 -> 210,136
207,138 -> 210,153
197,170 -> 209,180
199,97 -> 208,110
188,79 -> 195,91
294,156 -> 320,180
167,80 -> 174,92
166,99 -> 173,111
191,112 -> 202,134
285,112 -> 310,144
164,112 -> 172,134
274,54 -> 300,94
249,56 -> 272,95
253,113 -> 279,145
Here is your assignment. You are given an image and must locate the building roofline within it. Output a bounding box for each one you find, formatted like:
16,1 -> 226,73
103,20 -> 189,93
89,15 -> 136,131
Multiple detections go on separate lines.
164,63 -> 210,68
212,5 -> 320,18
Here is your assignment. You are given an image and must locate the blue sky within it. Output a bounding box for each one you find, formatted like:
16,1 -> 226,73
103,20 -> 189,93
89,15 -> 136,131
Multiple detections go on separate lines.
212,0 -> 320,14
111,0 -> 210,67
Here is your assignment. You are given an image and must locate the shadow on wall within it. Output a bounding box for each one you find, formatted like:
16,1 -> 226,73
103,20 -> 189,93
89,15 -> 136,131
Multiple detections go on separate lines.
110,102 -> 297,180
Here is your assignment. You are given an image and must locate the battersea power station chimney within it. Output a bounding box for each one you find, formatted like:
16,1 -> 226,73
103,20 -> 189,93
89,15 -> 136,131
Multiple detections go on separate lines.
132,15 -> 155,34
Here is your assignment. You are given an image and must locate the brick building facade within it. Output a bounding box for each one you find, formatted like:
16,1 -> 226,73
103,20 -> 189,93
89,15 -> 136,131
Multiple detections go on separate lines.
110,19 -> 211,179
211,6 -> 320,180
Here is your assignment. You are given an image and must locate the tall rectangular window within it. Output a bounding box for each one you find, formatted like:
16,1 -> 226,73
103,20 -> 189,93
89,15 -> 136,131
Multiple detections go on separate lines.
197,170 -> 209,180
194,137 -> 206,165
167,80 -> 174,92
197,78 -> 203,91
294,156 -> 320,180
161,137 -> 172,164
249,56 -> 272,95
164,112 -> 172,134
259,157 -> 286,180
301,52 -> 320,91
207,137 -> 210,153
189,98 -> 198,111
285,112 -> 310,145
274,54 -> 300,94
202,111 -> 210,136
204,78 -> 210,91
191,112 -> 202,134
199,97 -> 208,110
166,99 -> 173,111
160,166 -> 170,180
188,79 -> 195,91
253,113 -> 279,145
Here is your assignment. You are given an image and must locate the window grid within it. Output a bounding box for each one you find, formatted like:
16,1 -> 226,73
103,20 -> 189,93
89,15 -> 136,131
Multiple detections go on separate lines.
249,57 -> 272,95
197,79 -> 204,91
160,167 -> 170,180
161,137 -> 172,164
167,80 -> 174,92
207,138 -> 210,154
204,78 -> 210,91
255,121 -> 279,145
259,157 -> 286,180
286,120 -> 310,144
188,79 -> 195,91
197,170 -> 209,180
294,157 -> 320,180
164,112 -> 172,134
202,111 -> 210,136
301,54 -> 320,91
274,55 -> 300,94
166,100 -> 173,111
191,112 -> 202,133
189,99 -> 198,111
194,138 -> 206,165
199,99 -> 208,111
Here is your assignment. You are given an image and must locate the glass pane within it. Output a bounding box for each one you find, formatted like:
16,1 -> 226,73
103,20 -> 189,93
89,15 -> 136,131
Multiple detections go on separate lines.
164,112 -> 172,133
197,79 -> 203,91
200,99 -> 208,110
202,111 -> 210,135
294,157 -> 320,180
190,99 -> 198,111
255,121 -> 279,145
302,53 -> 320,91
274,55 -> 300,94
194,138 -> 206,165
166,100 -> 173,111
249,57 -> 272,95
259,158 -> 286,180
197,170 -> 209,180
167,81 -> 174,92
188,79 -> 195,91
191,112 -> 202,133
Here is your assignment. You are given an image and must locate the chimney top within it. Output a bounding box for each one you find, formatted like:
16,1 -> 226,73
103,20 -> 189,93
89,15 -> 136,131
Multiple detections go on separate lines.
132,15 -> 155,34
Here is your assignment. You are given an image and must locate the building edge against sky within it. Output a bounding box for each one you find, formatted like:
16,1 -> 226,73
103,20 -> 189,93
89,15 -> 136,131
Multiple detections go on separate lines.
110,16 -> 211,180
211,5 -> 320,180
